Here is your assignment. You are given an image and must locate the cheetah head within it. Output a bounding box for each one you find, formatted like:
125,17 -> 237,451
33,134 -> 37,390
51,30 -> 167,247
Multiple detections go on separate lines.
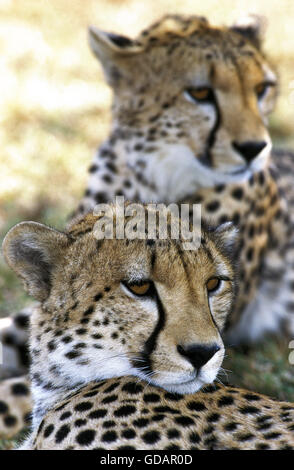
89,15 -> 276,199
3,208 -> 237,397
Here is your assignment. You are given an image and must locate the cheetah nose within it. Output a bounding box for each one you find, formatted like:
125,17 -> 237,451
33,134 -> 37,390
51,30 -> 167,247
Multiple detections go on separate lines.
232,140 -> 267,164
177,343 -> 221,370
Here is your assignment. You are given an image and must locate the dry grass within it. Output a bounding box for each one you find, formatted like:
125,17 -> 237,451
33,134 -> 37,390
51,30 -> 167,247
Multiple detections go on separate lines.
0,0 -> 294,450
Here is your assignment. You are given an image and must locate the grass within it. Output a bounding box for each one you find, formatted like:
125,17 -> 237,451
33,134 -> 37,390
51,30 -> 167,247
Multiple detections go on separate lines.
0,0 -> 294,450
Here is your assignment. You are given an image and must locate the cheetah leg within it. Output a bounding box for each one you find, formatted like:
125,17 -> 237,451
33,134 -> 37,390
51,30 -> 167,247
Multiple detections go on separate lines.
0,375 -> 32,440
226,243 -> 294,344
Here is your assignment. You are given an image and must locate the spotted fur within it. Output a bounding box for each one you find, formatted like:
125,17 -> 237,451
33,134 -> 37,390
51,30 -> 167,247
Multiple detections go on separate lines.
3,210 -> 294,450
1,14 -> 294,441
31,377 -> 294,450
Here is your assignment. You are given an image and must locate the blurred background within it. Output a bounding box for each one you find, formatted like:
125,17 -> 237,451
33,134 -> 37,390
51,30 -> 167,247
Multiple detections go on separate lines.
0,0 -> 294,441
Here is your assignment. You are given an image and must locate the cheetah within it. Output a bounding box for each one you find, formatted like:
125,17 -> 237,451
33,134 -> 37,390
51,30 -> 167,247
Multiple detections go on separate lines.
1,13 -> 294,440
2,207 -> 294,450
78,14 -> 294,344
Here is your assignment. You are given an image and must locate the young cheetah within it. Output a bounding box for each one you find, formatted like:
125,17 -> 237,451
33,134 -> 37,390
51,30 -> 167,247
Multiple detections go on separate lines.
2,206 -> 294,449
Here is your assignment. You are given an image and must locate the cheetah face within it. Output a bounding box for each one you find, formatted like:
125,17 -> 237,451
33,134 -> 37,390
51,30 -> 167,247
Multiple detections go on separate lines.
89,15 -> 277,197
3,210 -> 237,396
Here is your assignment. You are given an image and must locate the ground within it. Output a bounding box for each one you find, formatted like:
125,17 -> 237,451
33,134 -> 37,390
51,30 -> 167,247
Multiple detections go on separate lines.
0,0 -> 294,450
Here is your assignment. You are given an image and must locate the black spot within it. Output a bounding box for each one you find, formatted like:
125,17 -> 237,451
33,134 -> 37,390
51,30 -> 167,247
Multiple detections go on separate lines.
106,162 -> 117,173
84,306 -> 94,316
54,329 -> 63,337
257,422 -> 272,431
143,393 -> 160,403
243,393 -> 261,401
207,413 -> 220,422
62,336 -> 73,344
167,429 -> 180,439
76,429 -> 96,446
65,350 -> 81,359
142,430 -> 160,444
231,187 -> 244,200
256,443 -> 270,450
102,430 -> 117,442
14,313 -> 29,329
248,224 -> 255,238
114,405 -> 136,418
103,420 -> 116,429
102,395 -> 118,404
60,411 -> 72,421
232,212 -> 240,225
133,418 -> 149,428
174,416 -> 194,427
189,432 -> 201,443
122,429 -> 136,439
102,174 -> 113,184
218,396 -> 234,407
74,402 -> 93,412
215,184 -> 225,193
92,333 -> 103,340
224,422 -> 239,431
164,392 -> 182,402
11,383 -> 29,396
88,409 -> 107,419
4,415 -> 17,427
94,293 -> 103,302
239,405 -> 259,414
95,192 -> 108,204
237,432 -> 254,442
103,383 -> 119,394
47,340 -> 56,351
55,424 -> 70,443
76,328 -> 87,335
258,171 -> 265,185
152,414 -> 165,422
122,382 -> 143,394
89,164 -> 98,173
44,424 -> 54,438
154,406 -> 179,415
246,247 -> 254,262
263,432 -> 281,440
74,419 -> 87,427
187,401 -> 207,412
206,200 -> 220,212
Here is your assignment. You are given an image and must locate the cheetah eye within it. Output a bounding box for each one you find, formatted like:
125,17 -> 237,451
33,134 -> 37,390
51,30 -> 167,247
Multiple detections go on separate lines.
123,280 -> 152,297
255,81 -> 275,100
185,87 -> 214,103
206,277 -> 221,293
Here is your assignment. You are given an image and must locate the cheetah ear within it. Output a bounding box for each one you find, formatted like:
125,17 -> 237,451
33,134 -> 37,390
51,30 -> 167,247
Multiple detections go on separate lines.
2,222 -> 69,302
214,222 -> 239,257
88,26 -> 144,85
230,15 -> 266,50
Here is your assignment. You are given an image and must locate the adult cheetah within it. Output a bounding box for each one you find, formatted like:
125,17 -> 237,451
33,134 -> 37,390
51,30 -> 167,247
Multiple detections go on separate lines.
2,207 -> 294,450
